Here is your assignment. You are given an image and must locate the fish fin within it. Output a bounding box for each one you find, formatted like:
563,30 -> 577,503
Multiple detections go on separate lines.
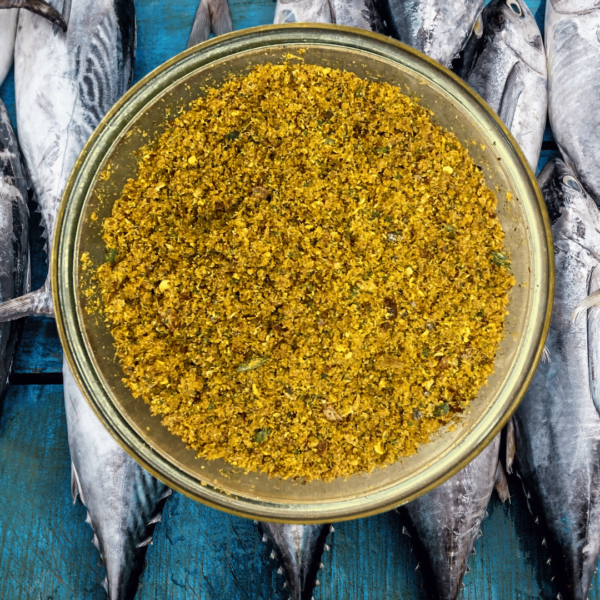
52,0 -> 71,35
147,512 -> 162,525
4,0 -> 68,31
505,417 -> 515,474
472,13 -> 483,38
136,536 -> 153,549
0,279 -> 53,321
159,487 -> 173,501
588,265 -> 600,417
494,460 -> 511,503
542,345 -> 551,363
498,61 -> 526,131
70,462 -> 81,504
573,288 -> 600,322
187,0 -> 232,48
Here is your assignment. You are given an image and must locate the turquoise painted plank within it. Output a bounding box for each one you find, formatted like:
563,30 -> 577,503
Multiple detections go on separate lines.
13,316 -> 62,374
3,384 -> 600,599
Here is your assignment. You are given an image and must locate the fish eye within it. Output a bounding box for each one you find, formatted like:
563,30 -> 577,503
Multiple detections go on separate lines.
562,175 -> 582,192
506,0 -> 523,16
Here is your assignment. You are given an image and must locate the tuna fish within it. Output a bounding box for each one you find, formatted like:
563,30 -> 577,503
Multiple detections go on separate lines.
64,360 -> 172,599
399,435 -> 501,600
378,0 -> 484,68
328,0 -> 386,30
0,0 -> 66,32
259,522 -> 332,600
273,0 -> 333,25
0,0 -> 136,322
0,10 -> 17,86
0,99 -> 29,400
460,0 -> 547,169
0,1 -> 70,90
273,0 -> 385,29
546,0 -> 600,207
513,158 -> 600,600
187,0 -> 233,49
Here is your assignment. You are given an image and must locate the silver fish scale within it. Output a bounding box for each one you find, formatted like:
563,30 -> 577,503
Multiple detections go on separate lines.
0,9 -> 17,87
64,361 -> 171,600
0,99 -> 29,400
273,0 -> 334,25
546,0 -> 600,207
0,0 -> 135,322
401,435 -> 500,600
259,522 -> 330,600
514,158 -> 600,600
461,0 -> 547,169
380,0 -> 483,67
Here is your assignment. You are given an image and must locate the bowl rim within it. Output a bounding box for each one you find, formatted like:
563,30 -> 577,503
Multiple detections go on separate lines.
53,23 -> 554,523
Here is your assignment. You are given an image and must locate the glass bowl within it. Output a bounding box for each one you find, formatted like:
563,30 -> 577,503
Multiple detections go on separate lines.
53,24 -> 553,523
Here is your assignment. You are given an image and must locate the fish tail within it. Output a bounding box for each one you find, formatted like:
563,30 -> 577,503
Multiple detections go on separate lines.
187,0 -> 233,48
1,0 -> 68,31
207,0 -> 233,37
0,279 -> 53,321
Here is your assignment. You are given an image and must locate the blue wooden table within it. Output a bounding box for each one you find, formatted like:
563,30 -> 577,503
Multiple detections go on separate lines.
0,1 -> 581,598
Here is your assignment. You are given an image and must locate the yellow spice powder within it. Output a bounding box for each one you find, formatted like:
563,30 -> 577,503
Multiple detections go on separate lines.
96,62 -> 514,481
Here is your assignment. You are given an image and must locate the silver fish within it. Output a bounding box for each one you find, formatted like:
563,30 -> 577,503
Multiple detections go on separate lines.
378,0 -> 484,68
0,10 -> 17,86
513,158 -> 600,600
0,0 -> 136,322
0,99 -> 29,400
259,522 -> 332,600
399,435 -> 501,600
0,0 -> 66,31
64,360 -> 172,599
187,0 -> 233,49
273,0 -> 333,25
461,0 -> 547,169
328,0 -> 385,30
0,0 -> 69,86
546,0 -> 600,206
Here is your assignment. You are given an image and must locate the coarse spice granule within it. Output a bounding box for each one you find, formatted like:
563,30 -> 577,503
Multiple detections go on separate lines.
96,62 -> 514,481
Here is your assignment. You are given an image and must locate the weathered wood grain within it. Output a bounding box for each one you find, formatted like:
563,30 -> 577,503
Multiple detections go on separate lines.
13,317 -> 62,374
2,383 -> 599,599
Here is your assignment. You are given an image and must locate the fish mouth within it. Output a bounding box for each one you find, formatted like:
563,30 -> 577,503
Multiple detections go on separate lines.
505,40 -> 546,75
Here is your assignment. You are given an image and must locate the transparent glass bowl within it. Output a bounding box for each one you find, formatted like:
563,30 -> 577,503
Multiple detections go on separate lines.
53,24 -> 553,523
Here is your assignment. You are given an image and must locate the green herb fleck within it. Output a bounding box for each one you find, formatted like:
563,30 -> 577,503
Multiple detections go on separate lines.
237,356 -> 268,373
254,428 -> 270,444
433,402 -> 450,417
105,248 -> 118,263
491,252 -> 510,267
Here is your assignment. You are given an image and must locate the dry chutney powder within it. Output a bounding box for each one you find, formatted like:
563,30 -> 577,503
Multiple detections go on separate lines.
96,62 -> 514,481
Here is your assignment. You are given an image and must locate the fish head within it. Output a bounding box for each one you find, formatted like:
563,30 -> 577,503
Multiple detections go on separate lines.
540,158 -> 600,257
484,0 -> 546,74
